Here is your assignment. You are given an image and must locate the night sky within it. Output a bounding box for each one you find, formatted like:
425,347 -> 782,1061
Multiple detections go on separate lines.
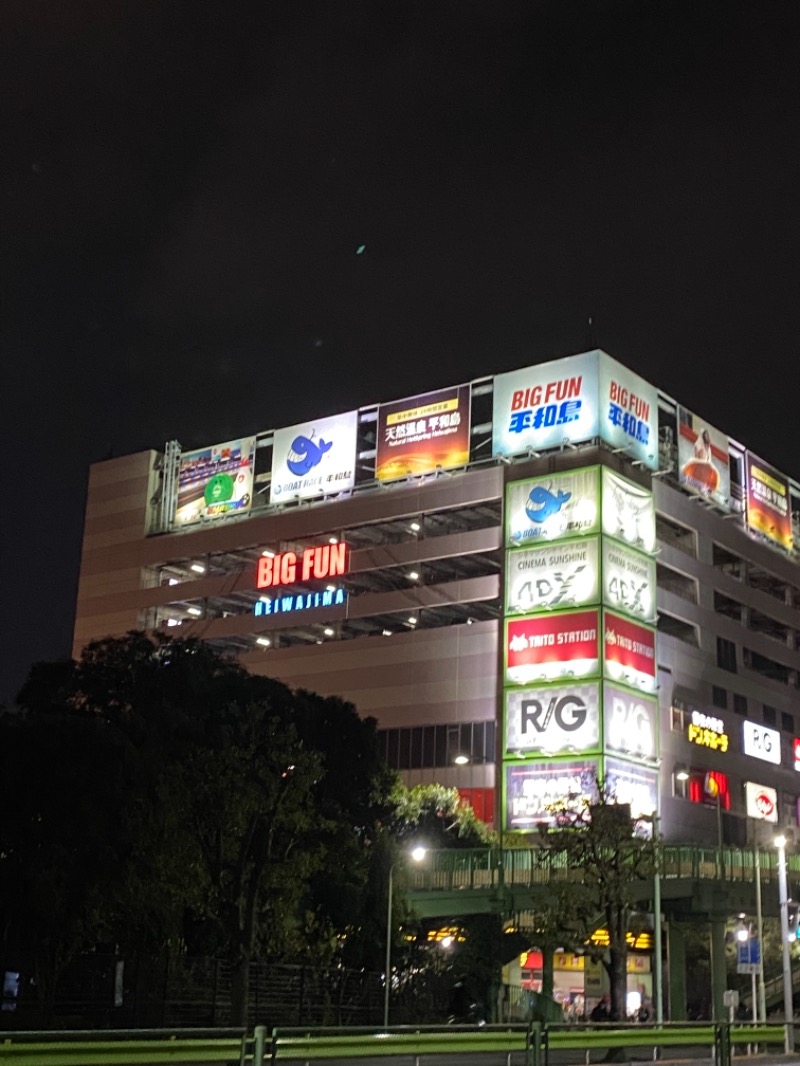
4,0 -> 800,705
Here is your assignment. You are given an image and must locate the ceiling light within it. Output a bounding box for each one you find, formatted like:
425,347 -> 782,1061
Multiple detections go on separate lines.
168,578 -> 179,586
326,584 -> 336,592
256,637 -> 271,647
166,618 -> 180,627
408,616 -> 418,626
190,563 -> 206,574
410,522 -> 421,532
329,536 -> 338,544
187,607 -> 202,617
323,627 -> 334,637
408,571 -> 419,581
382,629 -> 392,637
454,754 -> 470,766
261,549 -> 275,558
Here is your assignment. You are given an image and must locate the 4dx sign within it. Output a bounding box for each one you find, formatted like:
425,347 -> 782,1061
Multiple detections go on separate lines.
602,540 -> 655,621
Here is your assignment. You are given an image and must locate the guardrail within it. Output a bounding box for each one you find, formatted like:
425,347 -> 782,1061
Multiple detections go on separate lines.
0,1021 -> 788,1066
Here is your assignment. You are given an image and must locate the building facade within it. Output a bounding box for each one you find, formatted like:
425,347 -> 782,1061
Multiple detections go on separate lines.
73,350 -> 800,848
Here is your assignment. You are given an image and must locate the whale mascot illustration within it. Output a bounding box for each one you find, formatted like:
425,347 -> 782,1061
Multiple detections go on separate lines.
286,433 -> 333,476
525,485 -> 571,523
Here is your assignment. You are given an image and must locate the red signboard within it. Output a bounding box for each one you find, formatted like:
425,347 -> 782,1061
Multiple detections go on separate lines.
506,610 -> 600,684
603,610 -> 656,693
257,543 -> 348,589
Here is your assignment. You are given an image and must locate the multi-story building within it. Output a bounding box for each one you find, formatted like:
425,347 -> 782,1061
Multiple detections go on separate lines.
73,349 -> 800,851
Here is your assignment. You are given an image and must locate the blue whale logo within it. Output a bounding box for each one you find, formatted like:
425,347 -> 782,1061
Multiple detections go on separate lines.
286,434 -> 333,476
525,485 -> 571,523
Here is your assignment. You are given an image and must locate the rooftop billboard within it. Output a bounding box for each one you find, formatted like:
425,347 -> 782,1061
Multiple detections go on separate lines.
745,452 -> 793,551
677,407 -> 730,510
174,436 -> 256,526
376,385 -> 471,480
271,411 -> 358,502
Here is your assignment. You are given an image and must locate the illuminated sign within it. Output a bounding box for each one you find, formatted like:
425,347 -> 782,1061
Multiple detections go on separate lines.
505,759 -> 599,830
687,709 -> 729,752
598,354 -> 658,471
506,537 -> 600,614
601,469 -> 656,553
376,385 -> 471,480
687,770 -> 731,810
745,452 -> 793,551
506,468 -> 600,546
174,436 -> 256,526
677,408 -> 730,511
505,682 -> 600,757
604,685 -> 658,762
742,720 -> 781,765
603,611 -> 657,693
506,610 -> 600,685
271,410 -> 358,502
493,350 -> 600,458
794,738 -> 800,771
601,540 -> 656,621
257,543 -> 348,589
255,587 -> 346,615
745,782 -> 778,823
604,758 -> 658,821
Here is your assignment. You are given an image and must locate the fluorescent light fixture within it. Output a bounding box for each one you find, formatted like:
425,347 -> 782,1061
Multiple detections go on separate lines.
190,563 -> 206,574
168,577 -> 179,586
256,637 -> 271,647
187,607 -> 202,617
382,629 -> 392,636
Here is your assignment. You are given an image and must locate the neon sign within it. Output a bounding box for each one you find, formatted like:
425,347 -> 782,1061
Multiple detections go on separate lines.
257,543 -> 348,589
687,710 -> 729,752
255,587 -> 347,616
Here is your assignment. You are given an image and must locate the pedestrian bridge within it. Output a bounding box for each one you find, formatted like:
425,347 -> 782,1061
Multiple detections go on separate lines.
406,844 -> 800,919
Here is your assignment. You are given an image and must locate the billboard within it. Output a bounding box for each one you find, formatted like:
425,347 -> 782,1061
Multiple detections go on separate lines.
745,782 -> 778,823
745,452 -> 793,551
603,684 -> 658,763
493,351 -> 600,457
677,408 -> 730,510
601,468 -> 656,553
271,411 -> 358,502
505,759 -> 600,830
506,537 -> 600,614
506,467 -> 601,546
174,436 -> 256,526
601,540 -> 656,621
742,720 -> 781,765
375,385 -> 471,481
604,758 -> 658,820
505,682 -> 601,757
598,354 -> 659,470
603,611 -> 657,693
506,609 -> 600,685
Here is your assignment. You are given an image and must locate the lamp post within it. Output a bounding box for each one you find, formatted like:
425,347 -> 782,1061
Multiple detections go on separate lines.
754,845 -> 767,1024
774,835 -> 794,1052
384,845 -> 427,1028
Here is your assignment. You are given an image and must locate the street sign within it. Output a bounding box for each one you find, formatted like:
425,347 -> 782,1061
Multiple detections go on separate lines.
737,937 -> 761,974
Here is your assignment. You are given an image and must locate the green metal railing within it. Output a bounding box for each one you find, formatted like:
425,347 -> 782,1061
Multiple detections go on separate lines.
0,1022 -> 787,1066
405,844 -> 800,894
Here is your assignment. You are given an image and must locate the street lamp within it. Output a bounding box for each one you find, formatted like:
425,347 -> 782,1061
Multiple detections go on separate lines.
384,845 -> 427,1028
774,834 -> 794,1052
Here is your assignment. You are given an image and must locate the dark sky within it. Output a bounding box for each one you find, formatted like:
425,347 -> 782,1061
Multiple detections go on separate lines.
4,0 -> 800,704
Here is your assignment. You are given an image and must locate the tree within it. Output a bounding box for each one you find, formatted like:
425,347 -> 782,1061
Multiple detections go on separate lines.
539,778 -> 657,1022
11,632 -> 396,1022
